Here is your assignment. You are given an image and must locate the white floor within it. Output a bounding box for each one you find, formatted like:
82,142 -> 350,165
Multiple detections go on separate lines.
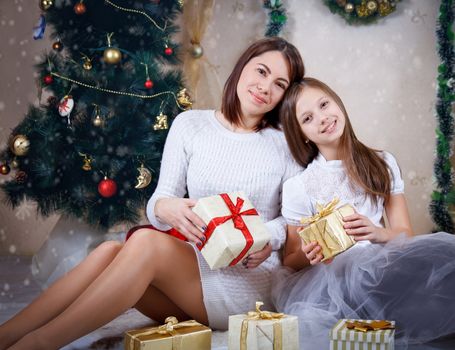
2,255 -> 454,350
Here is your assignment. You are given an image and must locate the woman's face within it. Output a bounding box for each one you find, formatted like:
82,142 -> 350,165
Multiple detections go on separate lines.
295,86 -> 346,149
236,50 -> 290,120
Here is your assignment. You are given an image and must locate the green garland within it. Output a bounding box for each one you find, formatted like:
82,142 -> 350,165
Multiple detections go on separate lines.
263,0 -> 287,36
430,0 -> 455,233
323,0 -> 400,25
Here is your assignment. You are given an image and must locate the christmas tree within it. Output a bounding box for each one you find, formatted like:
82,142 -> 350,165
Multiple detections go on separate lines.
0,0 -> 190,229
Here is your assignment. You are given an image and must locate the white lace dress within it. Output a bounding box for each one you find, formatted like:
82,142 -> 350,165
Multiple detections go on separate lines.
272,153 -> 455,349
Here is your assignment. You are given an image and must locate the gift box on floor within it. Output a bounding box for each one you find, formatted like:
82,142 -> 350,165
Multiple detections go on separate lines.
299,198 -> 356,262
124,316 -> 211,350
228,301 -> 299,350
192,191 -> 271,269
330,319 -> 395,350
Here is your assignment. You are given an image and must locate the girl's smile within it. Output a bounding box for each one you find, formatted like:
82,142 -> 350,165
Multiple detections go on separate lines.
320,119 -> 337,134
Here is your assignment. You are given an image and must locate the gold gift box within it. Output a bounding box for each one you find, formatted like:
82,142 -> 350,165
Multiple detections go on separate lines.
298,200 -> 356,262
124,317 -> 211,350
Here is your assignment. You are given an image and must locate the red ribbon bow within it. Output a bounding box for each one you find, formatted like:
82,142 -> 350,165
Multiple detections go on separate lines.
198,193 -> 259,266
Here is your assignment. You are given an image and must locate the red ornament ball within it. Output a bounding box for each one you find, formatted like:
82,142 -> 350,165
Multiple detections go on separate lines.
43,75 -> 53,85
144,78 -> 154,89
0,164 -> 10,175
98,177 -> 117,198
164,47 -> 173,56
74,2 -> 86,15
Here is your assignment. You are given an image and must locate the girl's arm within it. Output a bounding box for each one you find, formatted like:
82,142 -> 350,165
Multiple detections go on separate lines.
384,193 -> 413,237
282,225 -> 311,270
344,193 -> 413,243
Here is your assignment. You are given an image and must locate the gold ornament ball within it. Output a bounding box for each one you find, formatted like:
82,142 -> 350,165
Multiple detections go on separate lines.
0,164 -> 10,175
367,0 -> 378,12
10,134 -> 30,156
190,43 -> 203,59
83,60 -> 93,70
39,0 -> 53,11
103,47 -> 122,64
52,41 -> 63,51
345,3 -> 355,12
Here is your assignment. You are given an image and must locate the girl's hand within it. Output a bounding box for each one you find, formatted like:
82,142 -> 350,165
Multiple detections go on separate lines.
155,197 -> 207,246
301,241 -> 324,265
242,243 -> 272,269
343,213 -> 387,243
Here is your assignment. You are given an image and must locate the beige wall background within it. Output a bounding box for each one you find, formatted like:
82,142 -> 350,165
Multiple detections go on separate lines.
0,0 -> 444,254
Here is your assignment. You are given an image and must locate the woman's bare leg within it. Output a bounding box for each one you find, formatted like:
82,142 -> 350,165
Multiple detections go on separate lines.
10,229 -> 207,350
134,285 -> 191,324
0,241 -> 123,349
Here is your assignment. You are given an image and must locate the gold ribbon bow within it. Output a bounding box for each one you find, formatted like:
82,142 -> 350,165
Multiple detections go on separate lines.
240,302 -> 285,350
345,320 -> 395,333
129,316 -> 200,350
301,197 -> 340,225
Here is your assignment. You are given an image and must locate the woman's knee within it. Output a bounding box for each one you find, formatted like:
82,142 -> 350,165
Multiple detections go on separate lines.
90,240 -> 123,260
126,229 -> 179,258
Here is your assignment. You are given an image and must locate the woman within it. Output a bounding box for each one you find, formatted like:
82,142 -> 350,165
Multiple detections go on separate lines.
0,37 -> 304,350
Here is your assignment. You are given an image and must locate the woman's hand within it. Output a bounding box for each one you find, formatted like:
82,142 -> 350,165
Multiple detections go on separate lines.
242,243 -> 272,269
155,197 -> 207,245
343,213 -> 388,243
301,241 -> 324,265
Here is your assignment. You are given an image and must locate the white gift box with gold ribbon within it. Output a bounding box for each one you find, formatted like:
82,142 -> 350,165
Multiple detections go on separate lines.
192,191 -> 271,270
228,302 -> 299,350
330,319 -> 395,350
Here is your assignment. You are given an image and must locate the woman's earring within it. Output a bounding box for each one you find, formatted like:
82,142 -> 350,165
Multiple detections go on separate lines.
305,139 -> 309,144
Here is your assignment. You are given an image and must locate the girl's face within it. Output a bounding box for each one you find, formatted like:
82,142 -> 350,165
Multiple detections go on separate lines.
295,86 -> 346,149
236,50 -> 290,120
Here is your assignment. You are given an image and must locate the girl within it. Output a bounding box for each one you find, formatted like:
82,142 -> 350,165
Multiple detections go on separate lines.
274,77 -> 455,349
0,38 -> 304,350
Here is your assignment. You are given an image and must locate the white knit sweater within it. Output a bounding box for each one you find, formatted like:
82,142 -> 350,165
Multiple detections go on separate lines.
146,110 -> 302,329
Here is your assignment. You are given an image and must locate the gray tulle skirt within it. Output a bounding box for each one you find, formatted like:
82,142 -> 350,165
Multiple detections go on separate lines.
271,232 -> 455,349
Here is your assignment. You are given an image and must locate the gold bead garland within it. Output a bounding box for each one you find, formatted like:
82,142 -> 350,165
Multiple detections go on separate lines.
49,72 -> 187,109
104,0 -> 167,32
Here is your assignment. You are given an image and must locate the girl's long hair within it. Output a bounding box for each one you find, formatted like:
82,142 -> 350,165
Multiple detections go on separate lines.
280,77 -> 391,205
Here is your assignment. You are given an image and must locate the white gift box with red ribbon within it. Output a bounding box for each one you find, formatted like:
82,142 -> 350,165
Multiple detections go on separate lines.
192,191 -> 271,270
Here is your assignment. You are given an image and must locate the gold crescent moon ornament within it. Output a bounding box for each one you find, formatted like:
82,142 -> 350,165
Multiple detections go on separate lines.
135,164 -> 152,189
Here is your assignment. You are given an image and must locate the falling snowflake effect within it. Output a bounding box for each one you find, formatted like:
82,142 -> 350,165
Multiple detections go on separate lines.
14,202 -> 34,221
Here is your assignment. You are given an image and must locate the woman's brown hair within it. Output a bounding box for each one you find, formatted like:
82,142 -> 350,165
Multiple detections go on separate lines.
280,77 -> 391,205
221,37 -> 304,131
